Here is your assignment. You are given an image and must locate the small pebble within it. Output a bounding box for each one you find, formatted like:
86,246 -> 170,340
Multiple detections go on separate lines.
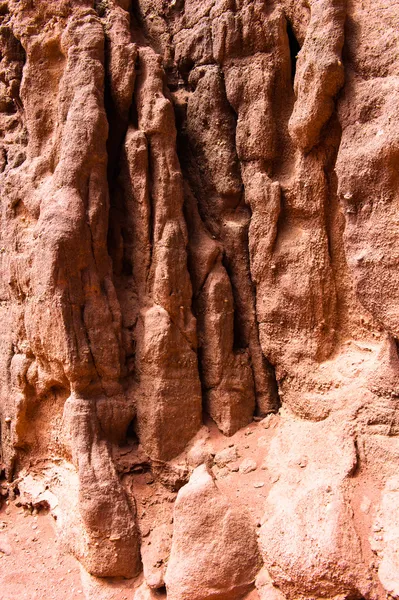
239,458 -> 257,474
141,526 -> 151,538
214,446 -> 238,467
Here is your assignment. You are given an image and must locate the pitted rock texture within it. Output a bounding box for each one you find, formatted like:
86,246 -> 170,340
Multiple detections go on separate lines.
165,464 -> 261,600
0,0 -> 399,598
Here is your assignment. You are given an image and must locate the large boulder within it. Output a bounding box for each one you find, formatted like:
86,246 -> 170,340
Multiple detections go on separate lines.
259,413 -> 370,599
165,464 -> 262,600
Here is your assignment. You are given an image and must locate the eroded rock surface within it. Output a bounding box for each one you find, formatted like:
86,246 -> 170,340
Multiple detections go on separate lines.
165,464 -> 261,600
0,0 -> 399,598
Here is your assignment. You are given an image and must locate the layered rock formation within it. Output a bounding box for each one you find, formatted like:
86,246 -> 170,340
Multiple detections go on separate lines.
1,0 -> 399,597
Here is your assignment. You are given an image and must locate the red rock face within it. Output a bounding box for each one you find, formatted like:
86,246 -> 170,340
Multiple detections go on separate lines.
0,0 -> 399,597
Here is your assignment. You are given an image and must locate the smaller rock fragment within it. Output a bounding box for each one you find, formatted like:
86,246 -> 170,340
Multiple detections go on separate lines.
214,445 -> 238,467
134,582 -> 162,600
239,458 -> 257,474
141,524 -> 172,590
0,534 -> 12,556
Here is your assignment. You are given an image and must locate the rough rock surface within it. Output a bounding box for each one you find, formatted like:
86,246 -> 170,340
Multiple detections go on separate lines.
165,464 -> 261,600
0,0 -> 399,598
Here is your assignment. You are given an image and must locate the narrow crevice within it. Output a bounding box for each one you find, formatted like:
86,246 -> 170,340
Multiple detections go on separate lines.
102,55 -> 132,184
129,94 -> 139,131
325,171 -> 339,270
129,3 -> 154,48
274,187 -> 287,252
145,139 -> 155,286
94,0 -> 109,18
154,584 -> 167,597
221,251 -> 247,352
286,20 -> 301,83
126,417 -> 139,444
323,114 -> 343,265
265,359 -> 282,413
322,114 -> 352,349
197,351 -> 210,423
175,56 -> 195,87
348,437 -> 361,478
129,0 -> 144,29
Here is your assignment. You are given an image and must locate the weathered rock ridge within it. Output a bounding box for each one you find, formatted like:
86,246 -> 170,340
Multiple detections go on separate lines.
0,0 -> 399,598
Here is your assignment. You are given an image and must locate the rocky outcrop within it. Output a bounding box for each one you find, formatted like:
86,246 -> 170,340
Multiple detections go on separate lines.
1,0 -> 399,598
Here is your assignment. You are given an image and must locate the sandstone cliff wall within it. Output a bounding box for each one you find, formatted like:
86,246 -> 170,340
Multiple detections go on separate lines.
0,0 -> 399,598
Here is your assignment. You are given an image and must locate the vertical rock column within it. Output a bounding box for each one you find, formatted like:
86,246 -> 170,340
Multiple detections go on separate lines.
185,63 -> 277,431
128,46 -> 202,461
218,1 -> 338,378
0,2 -> 141,577
185,187 -> 256,435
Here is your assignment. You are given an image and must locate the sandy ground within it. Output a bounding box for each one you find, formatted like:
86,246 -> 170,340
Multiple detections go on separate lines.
0,415 -> 280,600
0,498 -> 145,599
0,501 -> 83,600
